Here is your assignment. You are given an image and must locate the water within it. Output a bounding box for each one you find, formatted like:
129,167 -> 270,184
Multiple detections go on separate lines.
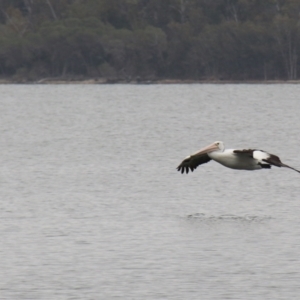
0,84 -> 300,299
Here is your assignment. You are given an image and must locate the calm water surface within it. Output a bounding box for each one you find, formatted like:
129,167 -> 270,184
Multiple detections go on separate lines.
0,84 -> 300,299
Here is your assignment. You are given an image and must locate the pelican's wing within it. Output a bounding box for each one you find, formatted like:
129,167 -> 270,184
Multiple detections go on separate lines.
262,153 -> 282,167
233,149 -> 256,157
235,149 -> 300,173
235,149 -> 284,165
177,153 -> 211,174
262,154 -> 300,173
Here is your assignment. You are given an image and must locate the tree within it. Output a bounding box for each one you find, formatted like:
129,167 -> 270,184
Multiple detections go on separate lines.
273,15 -> 300,79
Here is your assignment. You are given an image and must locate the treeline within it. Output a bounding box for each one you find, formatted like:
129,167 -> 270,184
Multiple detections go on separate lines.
0,0 -> 300,81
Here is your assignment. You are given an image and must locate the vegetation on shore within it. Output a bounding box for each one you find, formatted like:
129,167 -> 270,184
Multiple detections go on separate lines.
1,0 -> 300,82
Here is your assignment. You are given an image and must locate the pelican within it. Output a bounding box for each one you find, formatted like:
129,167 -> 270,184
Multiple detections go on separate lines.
177,141 -> 300,174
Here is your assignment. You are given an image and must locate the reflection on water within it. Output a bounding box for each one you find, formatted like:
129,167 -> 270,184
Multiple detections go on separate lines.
0,84 -> 300,299
186,212 -> 272,222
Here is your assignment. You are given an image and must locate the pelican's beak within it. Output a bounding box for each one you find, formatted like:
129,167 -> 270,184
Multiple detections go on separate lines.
193,143 -> 219,156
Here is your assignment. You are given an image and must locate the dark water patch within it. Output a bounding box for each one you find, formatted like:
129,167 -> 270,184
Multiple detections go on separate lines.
186,213 -> 273,224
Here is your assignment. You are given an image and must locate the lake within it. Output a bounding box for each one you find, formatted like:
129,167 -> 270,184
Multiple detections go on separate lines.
0,84 -> 300,299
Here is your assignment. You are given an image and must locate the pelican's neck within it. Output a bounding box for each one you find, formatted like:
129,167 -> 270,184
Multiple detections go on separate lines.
208,148 -> 230,160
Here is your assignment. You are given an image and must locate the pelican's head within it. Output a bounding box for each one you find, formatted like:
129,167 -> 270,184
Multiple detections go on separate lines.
213,141 -> 225,152
193,141 -> 225,156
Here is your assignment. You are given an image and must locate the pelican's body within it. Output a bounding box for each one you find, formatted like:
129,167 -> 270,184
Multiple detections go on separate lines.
177,141 -> 300,174
209,149 -> 267,170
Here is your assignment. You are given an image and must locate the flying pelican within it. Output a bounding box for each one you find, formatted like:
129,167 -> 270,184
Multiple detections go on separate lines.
177,141 -> 300,174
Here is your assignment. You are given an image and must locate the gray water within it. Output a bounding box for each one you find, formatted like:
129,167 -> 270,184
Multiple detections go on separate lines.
0,84 -> 300,300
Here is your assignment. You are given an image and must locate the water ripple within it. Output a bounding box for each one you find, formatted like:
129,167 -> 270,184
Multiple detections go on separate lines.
186,212 -> 273,223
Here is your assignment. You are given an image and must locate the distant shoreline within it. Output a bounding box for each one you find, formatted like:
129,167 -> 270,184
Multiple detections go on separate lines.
1,78 -> 300,84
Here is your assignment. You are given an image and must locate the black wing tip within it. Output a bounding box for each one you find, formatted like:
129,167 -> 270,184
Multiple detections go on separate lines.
176,164 -> 192,174
263,160 -> 300,174
176,153 -> 210,174
176,165 -> 183,174
281,163 -> 300,173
